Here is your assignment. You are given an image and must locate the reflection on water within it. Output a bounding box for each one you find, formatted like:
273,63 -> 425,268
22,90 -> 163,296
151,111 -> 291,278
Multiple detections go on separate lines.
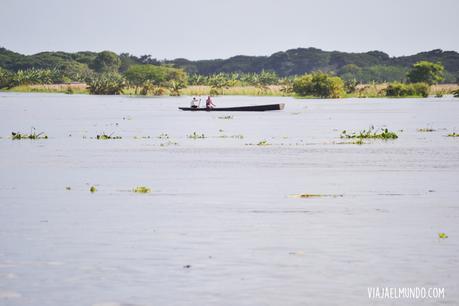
0,93 -> 459,306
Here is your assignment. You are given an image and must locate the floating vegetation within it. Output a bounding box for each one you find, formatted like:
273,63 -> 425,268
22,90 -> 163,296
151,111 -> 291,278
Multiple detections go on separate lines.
89,186 -> 97,193
133,136 -> 151,139
447,132 -> 459,137
187,132 -> 206,139
438,232 -> 448,239
257,140 -> 270,146
336,139 -> 365,145
218,134 -> 244,139
218,115 -> 233,119
417,128 -> 436,132
160,141 -> 178,147
11,128 -> 48,140
133,186 -> 151,193
289,193 -> 344,198
158,133 -> 169,139
96,133 -> 122,140
341,126 -> 398,140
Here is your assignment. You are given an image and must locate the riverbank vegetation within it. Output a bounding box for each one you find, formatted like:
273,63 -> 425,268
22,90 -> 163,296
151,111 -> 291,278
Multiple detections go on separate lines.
1,46 -> 458,98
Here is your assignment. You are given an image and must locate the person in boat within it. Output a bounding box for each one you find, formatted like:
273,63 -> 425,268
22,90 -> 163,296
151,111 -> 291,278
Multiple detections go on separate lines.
190,96 -> 200,109
206,96 -> 215,109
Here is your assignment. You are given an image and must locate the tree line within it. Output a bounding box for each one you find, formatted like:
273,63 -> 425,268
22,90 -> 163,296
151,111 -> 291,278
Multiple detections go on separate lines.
1,47 -> 459,83
0,47 -> 456,97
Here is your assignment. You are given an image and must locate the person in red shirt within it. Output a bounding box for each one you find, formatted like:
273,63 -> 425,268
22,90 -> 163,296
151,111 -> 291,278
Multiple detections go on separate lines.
206,96 -> 215,109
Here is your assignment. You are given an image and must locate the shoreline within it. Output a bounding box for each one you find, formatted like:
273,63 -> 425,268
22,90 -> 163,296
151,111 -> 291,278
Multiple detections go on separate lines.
1,83 -> 458,98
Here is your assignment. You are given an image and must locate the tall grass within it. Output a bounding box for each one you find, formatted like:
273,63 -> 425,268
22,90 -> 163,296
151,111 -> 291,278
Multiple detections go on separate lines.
4,83 -> 459,98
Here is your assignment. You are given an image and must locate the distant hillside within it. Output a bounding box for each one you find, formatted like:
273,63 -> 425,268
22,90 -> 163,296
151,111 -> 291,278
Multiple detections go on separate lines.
1,47 -> 458,83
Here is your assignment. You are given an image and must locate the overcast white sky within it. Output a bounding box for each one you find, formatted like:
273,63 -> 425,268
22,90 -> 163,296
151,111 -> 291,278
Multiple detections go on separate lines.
1,0 -> 458,60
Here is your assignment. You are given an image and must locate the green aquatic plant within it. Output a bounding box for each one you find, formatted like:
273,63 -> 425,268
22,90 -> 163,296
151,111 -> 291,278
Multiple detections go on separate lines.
417,128 -> 436,132
11,128 -> 48,140
438,232 -> 448,239
447,132 -> 459,137
187,132 -> 206,139
341,126 -> 398,140
96,133 -> 122,140
89,186 -> 97,193
257,140 -> 270,146
133,186 -> 151,193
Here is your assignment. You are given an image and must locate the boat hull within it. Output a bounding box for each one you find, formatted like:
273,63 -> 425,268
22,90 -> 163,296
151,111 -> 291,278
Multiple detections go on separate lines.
179,103 -> 285,112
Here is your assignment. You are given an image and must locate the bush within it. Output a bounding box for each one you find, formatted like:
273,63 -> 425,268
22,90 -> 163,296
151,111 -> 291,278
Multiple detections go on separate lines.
293,72 -> 345,98
385,82 -> 429,97
7,68 -> 66,87
87,73 -> 125,95
0,67 -> 13,89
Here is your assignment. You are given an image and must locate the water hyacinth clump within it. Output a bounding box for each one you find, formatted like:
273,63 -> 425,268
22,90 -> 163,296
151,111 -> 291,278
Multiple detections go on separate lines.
341,126 -> 398,140
447,132 -> 459,137
417,128 -> 436,132
257,140 -> 270,146
96,133 -> 122,140
11,128 -> 48,140
438,232 -> 448,239
187,132 -> 206,139
133,186 -> 151,193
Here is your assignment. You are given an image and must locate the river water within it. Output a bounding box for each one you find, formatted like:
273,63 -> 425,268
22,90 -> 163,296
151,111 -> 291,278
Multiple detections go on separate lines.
0,93 -> 458,306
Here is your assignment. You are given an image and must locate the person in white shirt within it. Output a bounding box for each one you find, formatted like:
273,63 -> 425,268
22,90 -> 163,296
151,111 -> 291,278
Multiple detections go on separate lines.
190,96 -> 201,108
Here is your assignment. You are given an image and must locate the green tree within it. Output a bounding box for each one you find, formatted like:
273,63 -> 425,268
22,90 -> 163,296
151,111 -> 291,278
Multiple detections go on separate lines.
91,51 -> 121,73
58,62 -> 92,81
406,61 -> 444,85
124,65 -> 187,86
